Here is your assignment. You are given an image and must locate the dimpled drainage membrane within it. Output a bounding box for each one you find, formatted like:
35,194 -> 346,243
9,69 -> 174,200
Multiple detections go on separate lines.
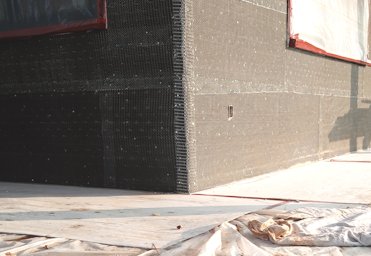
0,0 -> 188,192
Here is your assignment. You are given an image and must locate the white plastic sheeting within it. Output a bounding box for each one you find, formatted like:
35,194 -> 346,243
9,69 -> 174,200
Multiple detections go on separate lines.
0,234 -> 147,256
248,207 -> 371,247
290,0 -> 369,63
158,207 -> 371,256
3,207 -> 371,255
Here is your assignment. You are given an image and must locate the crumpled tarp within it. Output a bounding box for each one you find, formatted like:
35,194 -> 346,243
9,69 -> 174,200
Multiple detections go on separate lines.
158,207 -> 371,256
247,207 -> 371,247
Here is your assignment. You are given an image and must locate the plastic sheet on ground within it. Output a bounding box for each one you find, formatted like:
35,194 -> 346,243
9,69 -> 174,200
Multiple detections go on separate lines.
247,207 -> 371,247
159,207 -> 371,256
3,207 -> 371,255
0,234 -> 147,256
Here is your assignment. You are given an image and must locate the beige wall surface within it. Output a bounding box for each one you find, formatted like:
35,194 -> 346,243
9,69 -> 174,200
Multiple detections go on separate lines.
185,0 -> 371,191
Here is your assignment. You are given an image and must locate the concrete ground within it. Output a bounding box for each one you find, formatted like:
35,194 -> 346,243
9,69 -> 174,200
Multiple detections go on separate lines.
198,151 -> 371,204
0,151 -> 370,255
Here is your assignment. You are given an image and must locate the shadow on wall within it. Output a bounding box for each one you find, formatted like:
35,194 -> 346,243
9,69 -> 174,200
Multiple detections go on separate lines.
328,104 -> 371,150
328,65 -> 371,151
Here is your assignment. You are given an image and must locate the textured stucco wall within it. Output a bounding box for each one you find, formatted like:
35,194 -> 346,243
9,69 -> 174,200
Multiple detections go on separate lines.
185,0 -> 371,191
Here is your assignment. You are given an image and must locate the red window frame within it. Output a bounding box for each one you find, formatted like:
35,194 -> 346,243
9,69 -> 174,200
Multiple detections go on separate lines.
288,0 -> 369,66
0,0 -> 107,39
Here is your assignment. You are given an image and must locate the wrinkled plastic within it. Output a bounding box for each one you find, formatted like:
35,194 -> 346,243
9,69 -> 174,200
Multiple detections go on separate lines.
156,207 -> 371,256
289,0 -> 369,64
247,207 -> 371,247
0,0 -> 107,39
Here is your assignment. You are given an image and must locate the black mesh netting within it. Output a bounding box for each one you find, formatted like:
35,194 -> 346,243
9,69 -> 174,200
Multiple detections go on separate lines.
0,0 -> 182,192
